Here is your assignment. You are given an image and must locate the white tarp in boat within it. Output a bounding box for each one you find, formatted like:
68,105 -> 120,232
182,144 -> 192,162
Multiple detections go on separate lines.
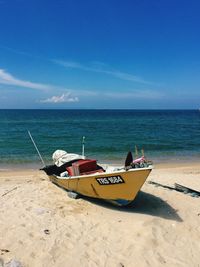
52,150 -> 85,167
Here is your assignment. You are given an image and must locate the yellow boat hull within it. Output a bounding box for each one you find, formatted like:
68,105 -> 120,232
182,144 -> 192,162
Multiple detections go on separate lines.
49,167 -> 152,206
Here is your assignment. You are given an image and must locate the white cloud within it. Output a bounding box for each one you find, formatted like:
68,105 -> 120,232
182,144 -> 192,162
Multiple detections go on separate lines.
40,93 -> 79,103
55,61 -> 83,69
53,60 -> 153,85
0,69 -> 50,90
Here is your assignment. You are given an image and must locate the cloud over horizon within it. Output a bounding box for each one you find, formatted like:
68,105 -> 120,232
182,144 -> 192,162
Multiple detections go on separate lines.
40,93 -> 79,104
53,60 -> 153,85
0,69 -> 51,90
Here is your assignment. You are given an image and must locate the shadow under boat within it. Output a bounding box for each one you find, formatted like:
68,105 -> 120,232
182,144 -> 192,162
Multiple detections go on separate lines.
81,191 -> 183,222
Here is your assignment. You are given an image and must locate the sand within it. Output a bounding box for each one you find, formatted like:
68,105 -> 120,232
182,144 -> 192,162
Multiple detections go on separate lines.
0,163 -> 200,267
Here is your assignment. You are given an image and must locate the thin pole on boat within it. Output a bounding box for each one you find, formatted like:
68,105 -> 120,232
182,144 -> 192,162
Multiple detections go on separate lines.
28,131 -> 46,167
141,148 -> 145,157
135,145 -> 138,158
82,136 -> 85,157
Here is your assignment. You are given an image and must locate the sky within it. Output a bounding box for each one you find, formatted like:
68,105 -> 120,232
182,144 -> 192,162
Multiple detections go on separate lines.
0,0 -> 200,109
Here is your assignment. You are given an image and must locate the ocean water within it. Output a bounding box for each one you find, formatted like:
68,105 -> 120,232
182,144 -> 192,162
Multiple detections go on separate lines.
0,109 -> 200,168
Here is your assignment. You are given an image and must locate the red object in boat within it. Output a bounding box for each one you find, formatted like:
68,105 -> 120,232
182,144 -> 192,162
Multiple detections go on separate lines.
76,159 -> 97,173
66,159 -> 101,176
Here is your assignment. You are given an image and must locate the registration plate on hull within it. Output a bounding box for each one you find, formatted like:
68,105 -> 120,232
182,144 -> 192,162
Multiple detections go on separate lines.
96,175 -> 125,185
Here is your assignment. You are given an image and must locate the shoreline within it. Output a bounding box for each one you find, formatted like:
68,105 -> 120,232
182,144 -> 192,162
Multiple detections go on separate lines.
0,158 -> 199,172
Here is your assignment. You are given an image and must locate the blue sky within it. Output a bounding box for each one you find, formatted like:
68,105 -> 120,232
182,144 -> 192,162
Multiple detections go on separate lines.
0,0 -> 200,109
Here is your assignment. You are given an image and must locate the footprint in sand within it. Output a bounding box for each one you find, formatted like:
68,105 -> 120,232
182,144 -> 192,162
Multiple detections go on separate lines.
0,249 -> 10,255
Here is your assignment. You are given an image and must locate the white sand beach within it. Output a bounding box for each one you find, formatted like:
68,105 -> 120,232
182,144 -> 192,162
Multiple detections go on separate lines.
0,163 -> 200,267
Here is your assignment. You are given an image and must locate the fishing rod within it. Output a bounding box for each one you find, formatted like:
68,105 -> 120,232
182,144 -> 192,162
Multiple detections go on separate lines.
28,131 -> 46,167
82,136 -> 85,157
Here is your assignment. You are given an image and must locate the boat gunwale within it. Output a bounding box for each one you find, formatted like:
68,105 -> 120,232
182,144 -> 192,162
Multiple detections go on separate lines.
52,165 -> 153,180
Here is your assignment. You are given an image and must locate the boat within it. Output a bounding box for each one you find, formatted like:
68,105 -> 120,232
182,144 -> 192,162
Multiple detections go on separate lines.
41,150 -> 153,206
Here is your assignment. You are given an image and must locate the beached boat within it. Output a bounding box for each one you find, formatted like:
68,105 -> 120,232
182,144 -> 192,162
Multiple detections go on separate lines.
41,150 -> 153,206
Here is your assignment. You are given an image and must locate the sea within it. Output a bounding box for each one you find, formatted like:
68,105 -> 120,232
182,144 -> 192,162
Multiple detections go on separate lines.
0,109 -> 200,169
